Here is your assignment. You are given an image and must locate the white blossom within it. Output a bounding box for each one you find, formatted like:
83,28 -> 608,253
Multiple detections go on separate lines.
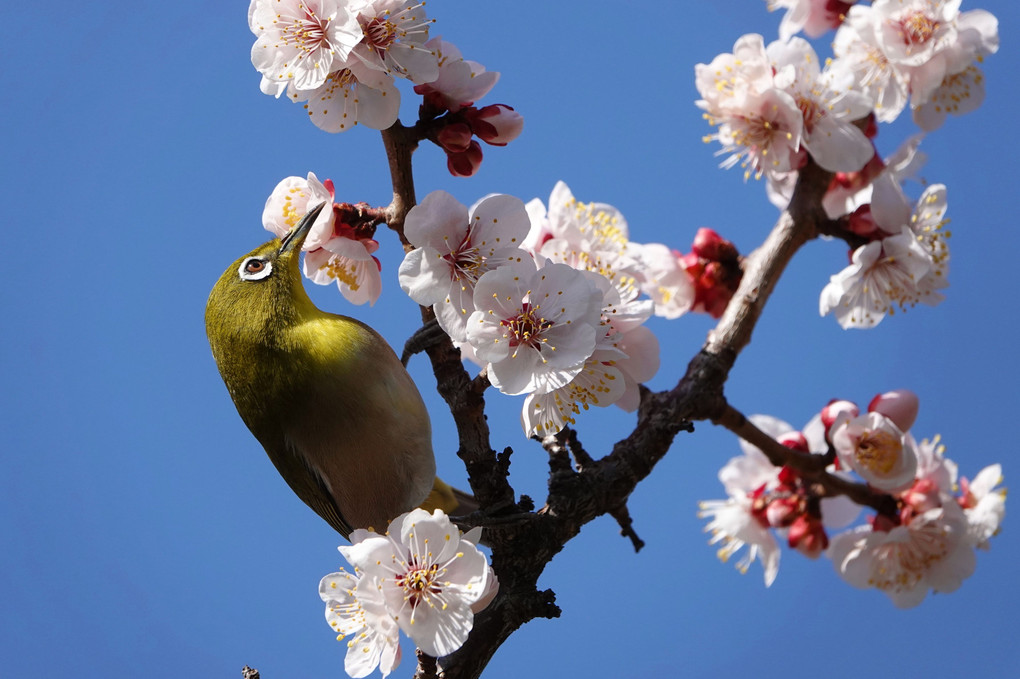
415,37 -> 499,111
632,243 -> 695,320
831,4 -> 910,123
319,569 -> 402,678
399,191 -> 532,342
960,463 -> 1006,549
820,181 -> 950,330
611,325 -> 660,412
833,0 -> 999,127
830,411 -> 919,492
767,0 -> 853,40
525,181 -> 631,256
262,172 -> 335,251
522,355 -> 626,437
250,0 -> 363,92
699,495 -> 781,587
768,37 -> 874,173
466,260 -> 603,396
339,509 -> 492,657
696,34 -> 804,181
286,59 -> 401,133
305,234 -> 383,306
349,0 -> 438,84
829,503 -> 976,608
822,134 -> 926,224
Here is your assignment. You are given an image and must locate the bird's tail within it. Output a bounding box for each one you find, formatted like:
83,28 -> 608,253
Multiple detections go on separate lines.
420,476 -> 479,517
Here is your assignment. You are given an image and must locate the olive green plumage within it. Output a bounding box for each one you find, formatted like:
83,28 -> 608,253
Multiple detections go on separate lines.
205,204 -> 436,538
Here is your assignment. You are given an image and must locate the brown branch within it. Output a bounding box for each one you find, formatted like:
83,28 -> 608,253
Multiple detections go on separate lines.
712,404 -> 830,472
379,122 -> 420,249
414,650 -> 439,679
382,112 -> 845,678
609,503 -> 645,553
713,403 -> 898,516
379,124 -> 514,517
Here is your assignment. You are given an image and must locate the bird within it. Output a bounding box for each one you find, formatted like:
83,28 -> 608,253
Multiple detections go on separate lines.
205,202 -> 462,538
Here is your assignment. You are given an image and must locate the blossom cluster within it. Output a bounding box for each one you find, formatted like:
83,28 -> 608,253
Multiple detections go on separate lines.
263,172 -> 384,305
699,389 -> 1005,607
820,173 -> 951,329
698,2 -> 997,329
398,182 -> 749,435
248,1 -> 522,175
413,38 -> 524,177
319,509 -> 497,677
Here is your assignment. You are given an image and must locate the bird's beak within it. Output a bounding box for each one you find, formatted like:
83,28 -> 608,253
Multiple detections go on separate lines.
279,202 -> 328,255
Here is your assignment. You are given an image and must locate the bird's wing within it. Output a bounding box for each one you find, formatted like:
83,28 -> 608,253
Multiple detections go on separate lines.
274,434 -> 355,538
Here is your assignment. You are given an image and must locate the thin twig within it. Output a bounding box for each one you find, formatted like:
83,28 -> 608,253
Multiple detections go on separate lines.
713,404 -> 829,472
382,110 -> 846,678
713,402 -> 898,516
609,504 -> 645,553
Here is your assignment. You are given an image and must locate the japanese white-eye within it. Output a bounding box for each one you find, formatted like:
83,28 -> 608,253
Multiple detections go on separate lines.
205,204 -> 459,538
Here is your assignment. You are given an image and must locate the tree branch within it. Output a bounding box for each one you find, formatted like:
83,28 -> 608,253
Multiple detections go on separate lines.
383,113 -> 846,677
380,124 -> 517,521
713,402 -> 899,516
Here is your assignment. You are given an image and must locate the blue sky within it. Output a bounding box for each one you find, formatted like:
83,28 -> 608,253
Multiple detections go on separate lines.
2,1 -> 1017,677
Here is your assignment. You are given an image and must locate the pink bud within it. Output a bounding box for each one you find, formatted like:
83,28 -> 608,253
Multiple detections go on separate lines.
677,251 -> 695,269
846,205 -> 881,238
446,140 -> 484,177
821,399 -> 859,431
870,513 -> 900,533
415,87 -> 452,116
436,122 -> 474,152
860,110 -> 878,138
765,496 -> 801,528
777,466 -> 800,488
778,431 -> 809,452
691,228 -> 738,262
867,389 -> 919,433
787,515 -> 828,559
466,104 -> 524,146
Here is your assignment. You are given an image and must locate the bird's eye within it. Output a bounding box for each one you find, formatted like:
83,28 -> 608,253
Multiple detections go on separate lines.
238,257 -> 273,281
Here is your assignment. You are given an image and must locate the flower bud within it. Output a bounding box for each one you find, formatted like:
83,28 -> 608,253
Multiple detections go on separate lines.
777,465 -> 800,488
867,389 -> 919,433
821,399 -> 859,432
691,227 -> 738,262
869,512 -> 900,533
777,431 -> 809,452
446,140 -> 484,177
466,104 -> 523,146
846,204 -> 881,238
787,514 -> 828,559
765,496 -> 801,528
860,111 -> 879,138
436,122 -> 474,152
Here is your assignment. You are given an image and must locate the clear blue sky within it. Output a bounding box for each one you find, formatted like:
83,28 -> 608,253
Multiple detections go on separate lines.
2,2 -> 1017,677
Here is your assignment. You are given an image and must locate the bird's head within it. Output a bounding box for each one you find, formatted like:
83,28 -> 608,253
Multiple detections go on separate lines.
205,203 -> 326,354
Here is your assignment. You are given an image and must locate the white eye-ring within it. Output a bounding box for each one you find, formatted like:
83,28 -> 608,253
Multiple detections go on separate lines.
239,257 -> 273,281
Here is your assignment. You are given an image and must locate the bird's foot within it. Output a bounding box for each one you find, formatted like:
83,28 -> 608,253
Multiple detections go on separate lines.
401,317 -> 450,366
